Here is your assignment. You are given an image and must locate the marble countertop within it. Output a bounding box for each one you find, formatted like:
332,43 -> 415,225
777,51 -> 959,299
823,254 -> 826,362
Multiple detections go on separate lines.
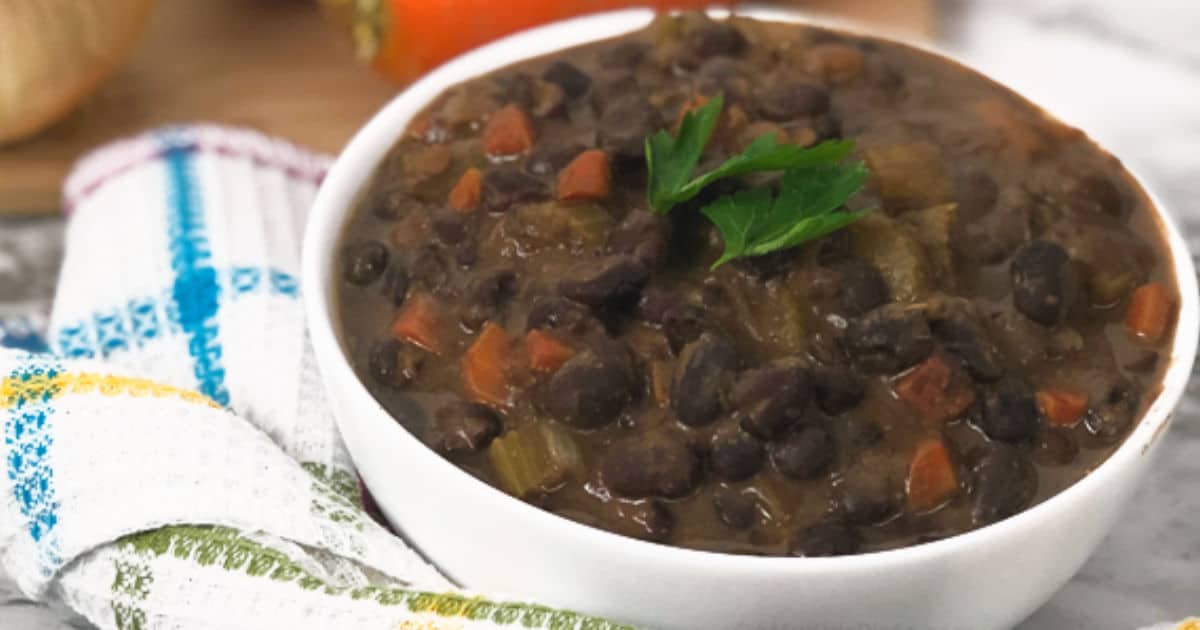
2,0 -> 1197,627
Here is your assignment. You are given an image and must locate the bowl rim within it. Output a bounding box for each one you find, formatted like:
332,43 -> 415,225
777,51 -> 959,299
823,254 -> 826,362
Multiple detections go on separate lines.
302,6 -> 1200,572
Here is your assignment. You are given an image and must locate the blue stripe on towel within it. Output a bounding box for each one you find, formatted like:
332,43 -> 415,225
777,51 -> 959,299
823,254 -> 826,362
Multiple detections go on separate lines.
162,137 -> 230,406
4,357 -> 65,577
53,268 -> 299,360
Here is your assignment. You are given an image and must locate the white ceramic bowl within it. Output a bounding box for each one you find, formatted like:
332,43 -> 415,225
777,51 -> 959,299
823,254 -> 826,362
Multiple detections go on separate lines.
303,8 -> 1199,629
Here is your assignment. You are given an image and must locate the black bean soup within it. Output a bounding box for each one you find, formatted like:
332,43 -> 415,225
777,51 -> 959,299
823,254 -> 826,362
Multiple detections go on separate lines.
336,13 -> 1179,557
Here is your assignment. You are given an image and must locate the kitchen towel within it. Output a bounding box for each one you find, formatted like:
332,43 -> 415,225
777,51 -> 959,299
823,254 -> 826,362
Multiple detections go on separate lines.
0,125 -> 630,630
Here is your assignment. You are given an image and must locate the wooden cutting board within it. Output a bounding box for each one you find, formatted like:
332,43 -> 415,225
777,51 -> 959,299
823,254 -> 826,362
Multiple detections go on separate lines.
0,0 -> 934,215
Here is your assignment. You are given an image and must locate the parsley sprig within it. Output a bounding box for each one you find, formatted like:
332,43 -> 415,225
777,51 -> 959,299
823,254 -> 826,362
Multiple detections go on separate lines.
644,95 -> 871,268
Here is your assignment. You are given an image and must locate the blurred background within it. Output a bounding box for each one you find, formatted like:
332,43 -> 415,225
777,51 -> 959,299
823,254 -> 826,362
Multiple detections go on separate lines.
1,1 -> 1197,628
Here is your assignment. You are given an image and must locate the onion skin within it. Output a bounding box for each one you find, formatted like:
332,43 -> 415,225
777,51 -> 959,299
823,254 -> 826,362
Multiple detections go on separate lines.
0,0 -> 157,145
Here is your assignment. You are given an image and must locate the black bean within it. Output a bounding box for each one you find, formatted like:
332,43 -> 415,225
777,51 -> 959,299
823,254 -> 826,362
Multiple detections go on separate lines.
789,520 -> 861,557
696,56 -> 748,99
770,425 -> 834,480
931,315 -> 1004,382
636,287 -> 675,325
367,339 -> 425,389
970,445 -> 1037,526
492,72 -> 535,109
525,295 -> 602,334
759,82 -> 830,121
1011,240 -> 1076,326
607,210 -> 671,268
541,61 -> 591,100
381,262 -> 409,307
832,259 -> 890,317
661,302 -> 711,354
815,229 -> 854,266
599,41 -> 647,69
734,358 -> 811,440
461,270 -> 517,331
813,114 -> 843,142
371,188 -> 408,220
482,166 -> 550,213
455,241 -> 479,269
956,171 -> 999,221
842,416 -> 883,448
671,333 -> 739,427
713,487 -> 758,530
687,21 -> 748,59
843,304 -> 934,374
733,248 -> 801,281
1066,173 -> 1123,217
833,468 -> 902,526
598,94 -> 660,159
1084,379 -> 1141,444
538,338 -> 637,429
410,246 -> 449,292
525,143 -> 585,176
812,364 -> 865,415
1035,429 -> 1078,466
558,256 -> 649,308
709,426 -> 765,482
610,500 -> 674,542
342,241 -> 389,286
431,209 -> 471,245
980,376 -> 1040,443
427,401 -> 501,454
600,434 -> 701,499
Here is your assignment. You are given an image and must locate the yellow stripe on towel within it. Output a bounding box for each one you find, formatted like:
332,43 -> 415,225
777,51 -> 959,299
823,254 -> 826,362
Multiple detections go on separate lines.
1,372 -> 219,409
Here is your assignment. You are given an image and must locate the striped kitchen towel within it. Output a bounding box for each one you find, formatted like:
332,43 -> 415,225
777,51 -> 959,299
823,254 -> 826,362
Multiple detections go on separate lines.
0,125 -> 631,630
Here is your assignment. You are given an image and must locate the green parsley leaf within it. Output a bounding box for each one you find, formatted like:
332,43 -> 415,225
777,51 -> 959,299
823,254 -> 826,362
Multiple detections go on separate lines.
642,94 -> 872,267
673,135 -> 855,209
644,94 -> 857,214
646,94 -> 725,213
701,162 -> 872,269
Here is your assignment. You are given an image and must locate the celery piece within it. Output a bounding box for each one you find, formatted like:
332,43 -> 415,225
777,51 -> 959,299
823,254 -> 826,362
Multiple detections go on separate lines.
488,423 -> 582,499
863,142 -> 954,213
850,213 -> 932,302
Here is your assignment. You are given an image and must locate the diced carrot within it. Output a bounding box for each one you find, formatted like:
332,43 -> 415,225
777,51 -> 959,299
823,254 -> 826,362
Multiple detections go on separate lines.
526,329 -> 575,374
448,167 -> 483,212
483,104 -> 535,156
1036,388 -> 1088,427
556,149 -> 611,201
894,353 -> 976,425
1124,282 -> 1173,343
463,322 -> 512,408
906,438 -> 958,513
390,292 -> 441,354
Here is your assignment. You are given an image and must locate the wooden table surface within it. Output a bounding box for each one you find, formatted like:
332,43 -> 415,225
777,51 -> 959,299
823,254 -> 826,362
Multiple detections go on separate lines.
0,0 -> 935,216
0,0 -> 399,214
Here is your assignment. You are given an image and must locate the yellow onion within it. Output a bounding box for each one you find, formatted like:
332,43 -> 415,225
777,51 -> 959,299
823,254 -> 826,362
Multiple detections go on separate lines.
0,0 -> 157,145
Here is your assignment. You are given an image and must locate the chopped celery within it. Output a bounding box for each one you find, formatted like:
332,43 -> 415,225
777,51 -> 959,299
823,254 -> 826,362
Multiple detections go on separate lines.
863,142 -> 954,212
902,202 -> 958,282
850,213 -> 932,302
488,423 -> 582,499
